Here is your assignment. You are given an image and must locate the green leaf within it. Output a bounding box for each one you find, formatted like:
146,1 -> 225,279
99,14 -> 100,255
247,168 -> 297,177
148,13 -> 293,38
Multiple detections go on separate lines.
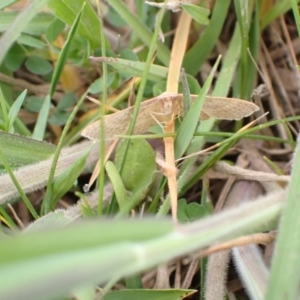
185,203 -> 207,221
182,4 -> 210,25
175,56 -> 221,159
50,148 -> 90,208
17,34 -> 45,48
8,89 -> 27,132
177,199 -> 208,222
32,94 -> 51,140
46,18 -> 65,43
0,130 -> 56,166
25,56 -> 53,75
103,289 -> 197,300
105,161 -> 128,210
89,73 -> 115,94
93,57 -> 169,81
57,92 -> 77,110
24,95 -> 47,113
120,48 -> 139,61
48,2 -> 84,97
115,139 -> 156,192
33,2 -> 83,140
177,199 -> 189,222
183,0 -> 231,75
0,0 -> 18,10
4,43 -> 26,72
48,111 -> 72,126
48,0 -> 102,48
266,133 -> 300,299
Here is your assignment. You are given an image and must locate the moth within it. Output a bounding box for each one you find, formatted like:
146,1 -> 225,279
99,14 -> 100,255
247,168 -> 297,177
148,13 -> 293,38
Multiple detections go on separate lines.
81,93 -> 259,141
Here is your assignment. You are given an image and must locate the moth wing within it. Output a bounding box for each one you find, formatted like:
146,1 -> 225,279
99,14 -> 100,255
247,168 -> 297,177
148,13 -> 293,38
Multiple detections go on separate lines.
132,98 -> 164,134
81,98 -> 165,141
81,107 -> 133,141
201,97 -> 259,120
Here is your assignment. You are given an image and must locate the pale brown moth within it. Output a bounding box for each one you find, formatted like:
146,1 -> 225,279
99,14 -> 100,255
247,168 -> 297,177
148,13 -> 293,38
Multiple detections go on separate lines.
81,93 -> 259,221
81,93 -> 260,141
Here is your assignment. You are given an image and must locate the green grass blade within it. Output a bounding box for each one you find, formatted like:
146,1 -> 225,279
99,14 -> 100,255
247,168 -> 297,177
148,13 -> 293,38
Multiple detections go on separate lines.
92,57 -> 169,81
0,148 -> 39,219
265,134 -> 300,299
105,161 -> 128,210
261,0 -> 291,29
41,88 -> 88,214
50,147 -> 91,210
32,94 -> 51,140
175,56 -> 221,159
103,289 -> 196,300
291,0 -> 300,39
33,3 -> 84,140
7,89 -> 27,132
183,0 -> 231,75
48,0 -> 102,48
0,194 -> 283,300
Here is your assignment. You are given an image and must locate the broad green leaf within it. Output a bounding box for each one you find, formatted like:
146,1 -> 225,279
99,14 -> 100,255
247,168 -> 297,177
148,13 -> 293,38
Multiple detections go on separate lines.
46,18 -> 65,43
177,199 -> 208,222
89,73 -> 115,94
24,96 -> 47,113
48,111 -> 72,126
0,130 -> 56,166
177,199 -> 189,222
25,56 -> 53,75
56,92 -> 77,110
115,139 -> 156,192
185,203 -> 207,221
4,43 -> 26,72
17,34 -> 46,48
